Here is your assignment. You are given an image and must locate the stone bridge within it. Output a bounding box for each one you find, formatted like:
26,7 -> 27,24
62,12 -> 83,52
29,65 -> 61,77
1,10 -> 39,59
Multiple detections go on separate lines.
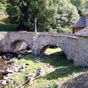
0,31 -> 88,66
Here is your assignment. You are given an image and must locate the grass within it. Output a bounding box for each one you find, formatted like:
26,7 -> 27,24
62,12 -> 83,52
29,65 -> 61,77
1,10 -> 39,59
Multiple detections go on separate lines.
0,24 -> 17,31
5,48 -> 85,88
56,28 -> 72,34
0,15 -> 17,31
0,15 -> 8,24
45,48 -> 62,55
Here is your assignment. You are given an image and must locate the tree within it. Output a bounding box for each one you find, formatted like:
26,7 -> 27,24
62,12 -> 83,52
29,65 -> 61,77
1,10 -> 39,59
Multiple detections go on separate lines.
0,0 -> 7,4
55,0 -> 79,31
6,0 -> 20,24
7,0 -> 58,31
6,0 -> 79,32
70,0 -> 87,16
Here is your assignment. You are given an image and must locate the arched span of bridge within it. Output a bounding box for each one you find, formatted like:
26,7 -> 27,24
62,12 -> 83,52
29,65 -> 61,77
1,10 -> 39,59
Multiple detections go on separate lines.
7,32 -> 34,52
31,34 -> 67,56
40,44 -> 57,54
11,40 -> 32,52
0,32 -> 85,66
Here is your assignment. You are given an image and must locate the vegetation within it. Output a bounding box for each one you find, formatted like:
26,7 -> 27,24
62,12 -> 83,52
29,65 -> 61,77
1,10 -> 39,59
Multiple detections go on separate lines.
6,0 -> 79,32
5,48 -> 85,88
0,15 -> 16,31
0,1 -> 87,87
0,15 -> 8,24
0,0 -> 88,32
0,24 -> 16,31
70,0 -> 88,16
0,0 -> 7,14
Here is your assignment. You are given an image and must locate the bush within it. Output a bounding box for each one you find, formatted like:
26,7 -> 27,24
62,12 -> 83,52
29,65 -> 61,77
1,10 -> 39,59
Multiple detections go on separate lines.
0,24 -> 17,31
57,28 -> 72,34
6,0 -> 79,32
51,82 -> 58,88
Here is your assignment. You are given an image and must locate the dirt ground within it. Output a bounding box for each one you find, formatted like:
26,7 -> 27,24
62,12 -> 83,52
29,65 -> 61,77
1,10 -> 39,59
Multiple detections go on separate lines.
60,70 -> 88,88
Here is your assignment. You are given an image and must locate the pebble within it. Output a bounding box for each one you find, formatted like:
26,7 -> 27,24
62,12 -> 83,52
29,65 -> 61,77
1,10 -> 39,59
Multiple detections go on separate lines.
1,79 -> 7,85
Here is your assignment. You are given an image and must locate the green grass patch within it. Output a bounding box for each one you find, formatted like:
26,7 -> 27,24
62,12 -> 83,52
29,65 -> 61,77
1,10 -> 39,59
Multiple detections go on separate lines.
0,15 -> 17,31
45,48 -> 62,55
6,48 -> 83,88
0,15 -> 9,24
7,48 -> 85,88
0,24 -> 17,31
57,28 -> 72,34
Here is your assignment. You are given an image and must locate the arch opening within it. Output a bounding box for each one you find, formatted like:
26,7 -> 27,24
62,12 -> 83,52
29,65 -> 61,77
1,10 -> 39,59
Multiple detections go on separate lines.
11,40 -> 32,54
40,44 -> 69,64
40,44 -> 63,56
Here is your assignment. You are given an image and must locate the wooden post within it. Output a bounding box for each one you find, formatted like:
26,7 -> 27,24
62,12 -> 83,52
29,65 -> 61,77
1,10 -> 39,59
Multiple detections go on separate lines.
35,18 -> 37,34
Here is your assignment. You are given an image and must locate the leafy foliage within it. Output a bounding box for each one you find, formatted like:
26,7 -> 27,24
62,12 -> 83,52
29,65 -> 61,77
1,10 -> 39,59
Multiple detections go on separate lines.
0,0 -> 7,14
6,0 -> 79,32
54,0 -> 79,32
70,0 -> 88,16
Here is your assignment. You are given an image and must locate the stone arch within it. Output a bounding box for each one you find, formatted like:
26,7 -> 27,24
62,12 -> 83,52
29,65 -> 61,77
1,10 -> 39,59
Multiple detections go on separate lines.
11,40 -> 32,53
39,44 -> 65,55
40,44 -> 57,54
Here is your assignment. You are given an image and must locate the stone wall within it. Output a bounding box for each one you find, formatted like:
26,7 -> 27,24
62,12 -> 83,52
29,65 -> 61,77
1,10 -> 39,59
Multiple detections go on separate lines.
0,31 -> 88,66
74,37 -> 88,66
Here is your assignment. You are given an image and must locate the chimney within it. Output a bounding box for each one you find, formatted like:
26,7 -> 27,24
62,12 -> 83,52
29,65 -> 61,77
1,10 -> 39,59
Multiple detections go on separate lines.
86,8 -> 88,26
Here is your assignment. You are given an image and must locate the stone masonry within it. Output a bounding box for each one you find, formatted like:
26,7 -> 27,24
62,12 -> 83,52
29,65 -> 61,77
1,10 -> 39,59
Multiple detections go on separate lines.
0,30 -> 88,66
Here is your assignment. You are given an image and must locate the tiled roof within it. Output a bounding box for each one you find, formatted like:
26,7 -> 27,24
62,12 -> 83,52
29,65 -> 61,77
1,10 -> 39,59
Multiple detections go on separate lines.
72,16 -> 86,27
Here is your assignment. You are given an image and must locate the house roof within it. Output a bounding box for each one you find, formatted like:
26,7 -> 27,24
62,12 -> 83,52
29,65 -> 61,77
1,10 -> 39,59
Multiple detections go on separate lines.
72,16 -> 86,28
75,27 -> 88,37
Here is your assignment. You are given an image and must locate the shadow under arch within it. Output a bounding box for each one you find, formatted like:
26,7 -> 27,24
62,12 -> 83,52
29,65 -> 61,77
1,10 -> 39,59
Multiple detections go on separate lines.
40,44 -> 57,55
11,40 -> 32,54
38,44 -> 72,67
40,44 -> 66,56
34,44 -> 82,81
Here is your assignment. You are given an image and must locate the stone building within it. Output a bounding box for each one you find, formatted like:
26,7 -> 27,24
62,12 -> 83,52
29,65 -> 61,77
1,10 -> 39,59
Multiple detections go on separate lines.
74,27 -> 88,66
